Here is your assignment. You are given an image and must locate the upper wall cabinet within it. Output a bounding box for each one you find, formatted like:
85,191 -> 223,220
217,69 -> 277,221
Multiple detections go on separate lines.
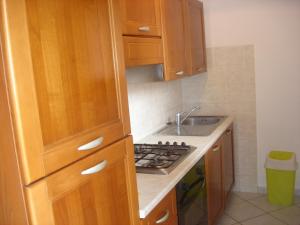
184,0 -> 207,74
161,0 -> 187,80
121,0 -> 207,80
1,0 -> 130,185
120,0 -> 162,36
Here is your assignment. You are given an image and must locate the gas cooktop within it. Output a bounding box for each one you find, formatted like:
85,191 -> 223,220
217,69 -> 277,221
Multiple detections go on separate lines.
134,141 -> 196,175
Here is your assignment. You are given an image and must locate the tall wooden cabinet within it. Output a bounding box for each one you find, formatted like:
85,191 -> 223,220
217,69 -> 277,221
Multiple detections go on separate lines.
0,0 -> 139,225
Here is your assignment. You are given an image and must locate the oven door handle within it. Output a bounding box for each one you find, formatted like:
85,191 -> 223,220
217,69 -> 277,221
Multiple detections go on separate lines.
179,176 -> 205,205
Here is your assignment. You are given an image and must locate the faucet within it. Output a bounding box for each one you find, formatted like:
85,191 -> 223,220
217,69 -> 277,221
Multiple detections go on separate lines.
175,106 -> 201,126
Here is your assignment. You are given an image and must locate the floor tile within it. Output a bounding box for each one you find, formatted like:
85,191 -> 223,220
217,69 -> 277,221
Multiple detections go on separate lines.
217,214 -> 238,225
248,196 -> 286,212
270,206 -> 300,225
226,193 -> 246,207
240,214 -> 286,225
234,191 -> 264,201
225,201 -> 265,222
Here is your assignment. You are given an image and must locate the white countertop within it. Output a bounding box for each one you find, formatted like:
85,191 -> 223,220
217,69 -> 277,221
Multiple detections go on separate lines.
135,116 -> 234,218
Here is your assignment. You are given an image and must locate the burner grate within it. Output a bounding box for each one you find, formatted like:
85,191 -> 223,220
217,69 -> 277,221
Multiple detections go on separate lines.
134,142 -> 196,174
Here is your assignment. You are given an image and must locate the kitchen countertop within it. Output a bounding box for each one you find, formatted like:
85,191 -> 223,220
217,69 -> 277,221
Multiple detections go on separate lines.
135,116 -> 234,218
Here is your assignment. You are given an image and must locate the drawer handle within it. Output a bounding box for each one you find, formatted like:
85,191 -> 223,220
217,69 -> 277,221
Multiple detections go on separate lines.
155,210 -> 170,224
212,145 -> 220,152
138,26 -> 150,32
176,70 -> 184,76
81,160 -> 108,175
78,137 -> 103,151
226,129 -> 232,135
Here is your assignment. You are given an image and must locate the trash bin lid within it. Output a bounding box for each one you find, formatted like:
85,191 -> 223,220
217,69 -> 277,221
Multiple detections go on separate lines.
265,150 -> 298,171
269,151 -> 294,160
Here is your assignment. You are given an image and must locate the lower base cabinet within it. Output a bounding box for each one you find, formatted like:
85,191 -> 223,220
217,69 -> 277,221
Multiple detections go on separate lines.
25,136 -> 140,225
205,124 -> 234,225
205,139 -> 223,225
140,189 -> 178,225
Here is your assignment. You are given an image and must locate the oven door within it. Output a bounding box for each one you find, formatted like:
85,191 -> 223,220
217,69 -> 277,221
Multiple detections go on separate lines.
176,158 -> 208,225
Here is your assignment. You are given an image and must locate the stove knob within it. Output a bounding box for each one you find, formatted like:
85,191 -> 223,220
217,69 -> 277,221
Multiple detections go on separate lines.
173,141 -> 178,146
181,142 -> 186,146
158,141 -> 162,145
165,141 -> 170,145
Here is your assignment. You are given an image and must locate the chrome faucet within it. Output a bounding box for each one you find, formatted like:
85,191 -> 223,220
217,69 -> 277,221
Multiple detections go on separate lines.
175,106 -> 201,126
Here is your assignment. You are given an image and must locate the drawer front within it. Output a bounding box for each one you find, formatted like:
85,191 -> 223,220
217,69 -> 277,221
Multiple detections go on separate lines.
142,189 -> 178,225
120,0 -> 161,37
26,136 -> 139,225
123,36 -> 163,67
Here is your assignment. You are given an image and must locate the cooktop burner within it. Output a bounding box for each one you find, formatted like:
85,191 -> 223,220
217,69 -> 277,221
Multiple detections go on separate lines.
134,142 -> 196,175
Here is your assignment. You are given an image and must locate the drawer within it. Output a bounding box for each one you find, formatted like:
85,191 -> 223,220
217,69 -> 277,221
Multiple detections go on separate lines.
123,36 -> 163,67
141,189 -> 178,225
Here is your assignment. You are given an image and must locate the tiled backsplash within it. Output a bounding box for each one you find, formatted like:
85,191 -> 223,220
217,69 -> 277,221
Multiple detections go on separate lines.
126,65 -> 183,141
181,45 -> 257,192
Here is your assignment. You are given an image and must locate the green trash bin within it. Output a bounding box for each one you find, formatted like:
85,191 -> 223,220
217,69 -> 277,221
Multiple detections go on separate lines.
265,151 -> 298,206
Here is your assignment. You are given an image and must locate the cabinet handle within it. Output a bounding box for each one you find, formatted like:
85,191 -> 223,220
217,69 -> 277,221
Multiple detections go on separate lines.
212,145 -> 220,152
81,160 -> 108,175
138,26 -> 150,32
226,129 -> 232,135
78,137 -> 103,151
176,70 -> 184,76
155,210 -> 170,224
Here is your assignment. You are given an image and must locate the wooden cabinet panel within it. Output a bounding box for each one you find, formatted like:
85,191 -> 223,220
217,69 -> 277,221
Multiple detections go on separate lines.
0,0 -> 130,184
26,136 -> 139,225
222,125 -> 234,205
205,140 -> 223,225
184,0 -> 207,75
140,189 -> 178,225
123,36 -> 163,67
161,0 -> 187,80
120,0 -> 161,36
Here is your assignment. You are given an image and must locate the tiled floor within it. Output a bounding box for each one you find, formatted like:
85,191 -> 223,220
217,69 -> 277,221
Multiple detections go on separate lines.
217,192 -> 300,225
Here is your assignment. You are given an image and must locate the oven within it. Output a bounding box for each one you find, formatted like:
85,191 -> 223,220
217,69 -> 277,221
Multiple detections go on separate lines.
176,157 -> 208,225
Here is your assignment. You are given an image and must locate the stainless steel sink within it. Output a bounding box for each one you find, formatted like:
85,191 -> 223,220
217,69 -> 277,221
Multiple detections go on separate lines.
157,116 -> 226,136
181,116 -> 221,126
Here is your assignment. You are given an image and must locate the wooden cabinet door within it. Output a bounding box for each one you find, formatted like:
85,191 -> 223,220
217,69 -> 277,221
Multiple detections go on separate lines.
1,0 -> 130,184
120,0 -> 161,36
25,136 -> 139,225
140,189 -> 178,225
222,125 -> 234,205
161,0 -> 186,80
205,140 -> 223,225
184,0 -> 207,75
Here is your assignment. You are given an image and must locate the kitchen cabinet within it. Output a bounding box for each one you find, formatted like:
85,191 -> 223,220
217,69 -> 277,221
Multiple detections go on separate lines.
161,0 -> 187,80
205,139 -> 224,225
0,0 -> 130,184
205,124 -> 235,225
0,0 -> 139,225
222,125 -> 234,205
140,189 -> 178,225
120,0 -> 162,37
184,0 -> 207,74
26,137 -> 139,225
123,36 -> 164,67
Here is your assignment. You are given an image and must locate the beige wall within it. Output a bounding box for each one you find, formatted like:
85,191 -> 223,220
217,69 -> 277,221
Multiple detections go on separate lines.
182,46 -> 257,192
201,0 -> 300,190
